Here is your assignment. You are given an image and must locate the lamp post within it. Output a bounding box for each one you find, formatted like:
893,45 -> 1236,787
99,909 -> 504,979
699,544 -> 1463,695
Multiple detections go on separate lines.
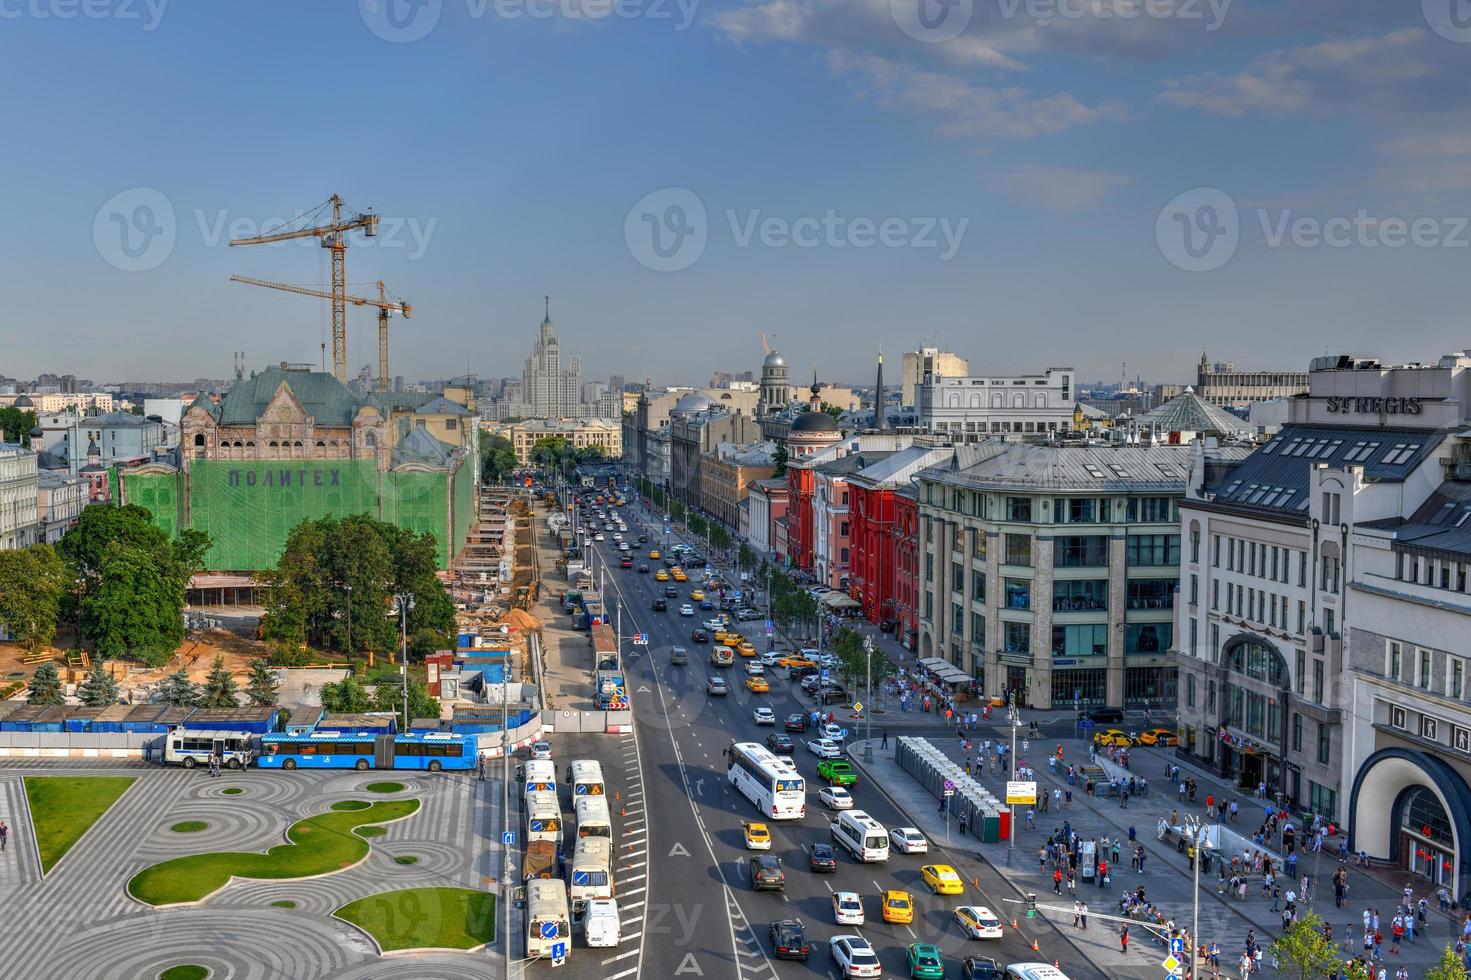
863,635 -> 874,763
1007,710 -> 1019,867
342,582 -> 353,657
391,592 -> 415,726
1185,814 -> 1203,980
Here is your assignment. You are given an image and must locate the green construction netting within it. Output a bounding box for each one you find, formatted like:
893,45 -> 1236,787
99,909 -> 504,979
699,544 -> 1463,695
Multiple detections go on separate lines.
452,461 -> 475,567
382,470 -> 449,565
122,471 -> 183,540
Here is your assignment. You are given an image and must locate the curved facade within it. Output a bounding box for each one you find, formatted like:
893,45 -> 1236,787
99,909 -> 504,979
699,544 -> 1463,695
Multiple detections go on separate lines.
1349,747 -> 1471,901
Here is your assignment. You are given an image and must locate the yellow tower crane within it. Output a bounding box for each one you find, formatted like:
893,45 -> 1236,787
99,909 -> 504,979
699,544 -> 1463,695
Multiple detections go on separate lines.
229,275 -> 411,392
228,194 -> 381,384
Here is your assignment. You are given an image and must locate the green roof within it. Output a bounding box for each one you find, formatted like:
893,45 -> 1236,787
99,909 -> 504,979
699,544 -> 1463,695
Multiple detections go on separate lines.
216,366 -> 368,427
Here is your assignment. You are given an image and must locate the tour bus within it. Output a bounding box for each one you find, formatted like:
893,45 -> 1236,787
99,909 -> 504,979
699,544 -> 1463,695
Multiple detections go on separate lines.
259,731 -> 476,771
831,810 -> 891,863
567,836 -> 614,912
526,878 -> 572,960
526,790 -> 563,846
524,759 -> 557,794
726,741 -> 806,819
567,760 -> 606,798
575,795 -> 613,840
164,729 -> 254,769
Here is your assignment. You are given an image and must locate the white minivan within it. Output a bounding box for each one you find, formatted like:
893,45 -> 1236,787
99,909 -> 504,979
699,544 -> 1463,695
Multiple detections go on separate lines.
583,897 -> 621,947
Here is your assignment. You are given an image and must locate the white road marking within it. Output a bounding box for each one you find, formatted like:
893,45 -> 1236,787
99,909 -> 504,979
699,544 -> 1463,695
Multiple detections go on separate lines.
605,968 -> 637,980
623,872 -> 647,884
600,949 -> 639,964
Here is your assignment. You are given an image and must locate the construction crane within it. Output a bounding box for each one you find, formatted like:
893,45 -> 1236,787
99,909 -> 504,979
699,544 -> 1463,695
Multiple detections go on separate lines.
759,332 -> 771,355
229,195 -> 380,384
229,275 -> 411,392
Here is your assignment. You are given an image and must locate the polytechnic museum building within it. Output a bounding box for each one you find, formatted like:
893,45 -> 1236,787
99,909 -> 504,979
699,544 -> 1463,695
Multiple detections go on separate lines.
1172,350 -> 1471,904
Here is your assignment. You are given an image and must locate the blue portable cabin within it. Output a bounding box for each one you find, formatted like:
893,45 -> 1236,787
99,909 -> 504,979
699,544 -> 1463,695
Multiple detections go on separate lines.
1,705 -> 66,732
62,707 -> 105,733
315,713 -> 396,736
409,717 -> 447,733
181,706 -> 282,735
89,704 -> 134,734
119,703 -> 193,734
283,705 -> 323,735
0,702 -> 24,728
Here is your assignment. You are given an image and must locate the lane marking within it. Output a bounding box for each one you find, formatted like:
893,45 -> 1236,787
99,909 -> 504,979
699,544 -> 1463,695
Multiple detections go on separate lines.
600,949 -> 639,964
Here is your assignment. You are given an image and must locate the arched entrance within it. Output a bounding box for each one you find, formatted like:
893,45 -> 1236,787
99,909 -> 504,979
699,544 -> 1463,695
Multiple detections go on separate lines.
1349,748 -> 1471,903
919,630 -> 934,661
1219,636 -> 1290,794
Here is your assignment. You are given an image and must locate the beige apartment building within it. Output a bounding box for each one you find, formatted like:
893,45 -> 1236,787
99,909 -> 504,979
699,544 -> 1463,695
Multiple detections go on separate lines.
490,417 -> 623,464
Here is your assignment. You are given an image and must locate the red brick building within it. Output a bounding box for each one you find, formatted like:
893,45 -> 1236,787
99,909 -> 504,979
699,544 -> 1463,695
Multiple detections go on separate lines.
894,485 -> 920,652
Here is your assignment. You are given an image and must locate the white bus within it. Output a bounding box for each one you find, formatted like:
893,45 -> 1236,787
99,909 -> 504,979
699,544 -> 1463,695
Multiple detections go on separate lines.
567,760 -> 606,798
832,810 -> 890,863
526,878 -> 572,959
526,790 -> 563,846
726,741 -> 806,820
164,729 -> 254,769
524,759 -> 556,795
567,836 -> 614,912
575,795 -> 613,840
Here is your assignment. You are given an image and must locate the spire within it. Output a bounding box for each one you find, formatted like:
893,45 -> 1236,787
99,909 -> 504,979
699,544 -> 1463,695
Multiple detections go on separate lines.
874,348 -> 886,432
544,294 -> 551,322
809,369 -> 821,409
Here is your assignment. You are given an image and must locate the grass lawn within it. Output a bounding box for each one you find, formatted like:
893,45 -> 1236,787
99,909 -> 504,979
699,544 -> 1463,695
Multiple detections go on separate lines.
365,782 -> 405,794
393,855 -> 418,865
356,826 -> 386,838
159,966 -> 208,980
128,798 -> 419,906
335,888 -> 496,952
221,788 -> 244,796
23,776 -> 137,873
170,821 -> 208,833
269,900 -> 297,909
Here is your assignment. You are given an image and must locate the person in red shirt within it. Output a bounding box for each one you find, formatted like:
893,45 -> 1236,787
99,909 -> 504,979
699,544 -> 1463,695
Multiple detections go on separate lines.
1054,868 -> 1063,894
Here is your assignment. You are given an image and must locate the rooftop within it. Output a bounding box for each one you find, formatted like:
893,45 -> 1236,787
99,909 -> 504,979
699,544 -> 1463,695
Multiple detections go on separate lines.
1136,390 -> 1252,436
205,365 -> 368,427
923,443 -> 1246,493
1360,479 -> 1471,558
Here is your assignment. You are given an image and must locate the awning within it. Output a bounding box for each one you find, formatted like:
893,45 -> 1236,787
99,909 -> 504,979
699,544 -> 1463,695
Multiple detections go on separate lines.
917,658 -> 970,685
821,592 -> 861,609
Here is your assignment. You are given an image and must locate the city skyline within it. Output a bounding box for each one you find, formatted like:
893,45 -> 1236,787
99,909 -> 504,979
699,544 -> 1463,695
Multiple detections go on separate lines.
5,3 -> 1470,382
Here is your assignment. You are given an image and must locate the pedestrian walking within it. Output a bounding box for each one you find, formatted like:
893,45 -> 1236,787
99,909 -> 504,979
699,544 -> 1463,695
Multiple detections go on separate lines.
959,816 -> 967,837
1079,901 -> 1087,930
477,756 -> 485,782
0,820 -> 8,853
881,729 -> 888,749
1073,900 -> 1082,928
1054,868 -> 1063,894
1120,924 -> 1129,953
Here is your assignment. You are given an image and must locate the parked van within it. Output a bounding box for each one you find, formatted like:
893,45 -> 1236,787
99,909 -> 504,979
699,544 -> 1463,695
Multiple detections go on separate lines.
567,760 -> 606,798
526,789 -> 563,846
575,795 -> 613,839
831,810 -> 890,863
583,897 -> 621,948
526,878 -> 571,959
567,836 -> 614,912
524,760 -> 556,794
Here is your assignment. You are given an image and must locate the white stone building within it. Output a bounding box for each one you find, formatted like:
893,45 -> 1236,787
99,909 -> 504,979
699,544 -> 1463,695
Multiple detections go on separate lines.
918,366 -> 1076,442
0,444 -> 40,550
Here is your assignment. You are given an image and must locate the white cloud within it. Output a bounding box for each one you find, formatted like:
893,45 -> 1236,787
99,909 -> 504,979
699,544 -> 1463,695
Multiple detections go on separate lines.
991,166 -> 1130,210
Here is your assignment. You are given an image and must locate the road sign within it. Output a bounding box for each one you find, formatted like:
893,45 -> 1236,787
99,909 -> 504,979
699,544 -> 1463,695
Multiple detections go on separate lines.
765,619 -> 773,630
540,921 -> 559,939
530,819 -> 544,831
1162,954 -> 1181,973
634,633 -> 649,645
820,669 -> 829,679
943,778 -> 955,796
552,941 -> 567,958
1006,780 -> 1038,805
852,701 -> 863,713
501,831 -> 516,845
572,870 -> 590,886
765,625 -> 774,637
1170,938 -> 1185,954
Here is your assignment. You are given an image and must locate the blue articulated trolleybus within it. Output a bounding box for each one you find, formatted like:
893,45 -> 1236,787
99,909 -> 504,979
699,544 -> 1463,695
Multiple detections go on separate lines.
258,731 -> 477,771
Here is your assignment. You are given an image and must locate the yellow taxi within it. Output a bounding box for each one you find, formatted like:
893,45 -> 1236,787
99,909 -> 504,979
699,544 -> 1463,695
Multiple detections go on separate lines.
778,655 -> 816,669
716,630 -> 742,646
1092,729 -> 1133,748
1137,728 -> 1179,747
881,889 -> 914,924
690,589 -> 706,601
743,821 -> 772,850
746,676 -> 770,693
672,569 -> 689,583
649,549 -> 661,560
738,642 -> 758,658
654,569 -> 670,582
920,864 -> 964,895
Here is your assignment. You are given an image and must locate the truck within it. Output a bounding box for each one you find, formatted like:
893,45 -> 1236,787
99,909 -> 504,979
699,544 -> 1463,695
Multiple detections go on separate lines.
590,623 -> 619,671
595,669 -> 627,710
523,839 -> 561,881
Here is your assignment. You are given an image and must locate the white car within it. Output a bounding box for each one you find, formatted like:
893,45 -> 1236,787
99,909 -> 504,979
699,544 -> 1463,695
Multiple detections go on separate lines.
680,604 -> 695,616
752,707 -> 776,725
832,891 -> 865,925
530,740 -> 552,761
703,618 -> 726,631
745,662 -> 765,676
953,905 -> 1005,940
593,533 -> 605,541
818,786 -> 854,810
819,723 -> 847,741
759,652 -> 783,667
806,738 -> 841,759
889,827 -> 928,854
829,936 -> 881,978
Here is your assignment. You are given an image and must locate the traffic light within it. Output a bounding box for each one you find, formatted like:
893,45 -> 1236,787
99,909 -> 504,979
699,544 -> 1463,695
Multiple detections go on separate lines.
1025,893 -> 1037,918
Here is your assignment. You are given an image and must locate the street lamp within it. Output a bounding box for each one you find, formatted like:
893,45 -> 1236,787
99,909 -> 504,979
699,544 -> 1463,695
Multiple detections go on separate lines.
390,592 -> 415,727
863,635 -> 874,764
1184,814 -> 1204,980
1007,710 -> 1020,867
342,583 -> 353,657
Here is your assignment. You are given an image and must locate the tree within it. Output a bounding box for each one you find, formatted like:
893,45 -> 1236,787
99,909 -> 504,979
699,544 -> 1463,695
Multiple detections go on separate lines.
158,669 -> 200,708
199,655 -> 240,707
319,675 -> 372,714
82,545 -> 185,666
0,405 -> 37,444
1428,945 -> 1471,980
77,663 -> 119,707
27,662 -> 63,705
0,544 -> 68,652
737,542 -> 756,571
710,523 -> 732,552
479,432 -> 518,485
772,443 -> 788,477
1268,912 -> 1337,980
372,678 -> 442,728
245,660 -> 280,707
688,512 -> 708,537
818,401 -> 845,421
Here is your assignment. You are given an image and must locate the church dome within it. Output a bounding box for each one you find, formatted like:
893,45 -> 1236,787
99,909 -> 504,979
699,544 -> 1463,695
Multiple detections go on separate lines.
13,394 -> 33,409
672,392 -> 715,417
763,350 -> 786,369
790,410 -> 839,434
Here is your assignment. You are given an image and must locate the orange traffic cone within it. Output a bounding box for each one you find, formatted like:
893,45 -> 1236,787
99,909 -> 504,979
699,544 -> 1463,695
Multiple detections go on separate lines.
1031,939 -> 1040,952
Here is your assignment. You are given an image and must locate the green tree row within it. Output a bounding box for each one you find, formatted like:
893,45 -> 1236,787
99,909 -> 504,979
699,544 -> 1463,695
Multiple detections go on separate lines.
30,655 -> 281,709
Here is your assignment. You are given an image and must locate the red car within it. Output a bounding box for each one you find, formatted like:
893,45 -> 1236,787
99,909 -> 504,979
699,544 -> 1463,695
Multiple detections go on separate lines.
620,557 -> 633,568
690,629 -> 710,643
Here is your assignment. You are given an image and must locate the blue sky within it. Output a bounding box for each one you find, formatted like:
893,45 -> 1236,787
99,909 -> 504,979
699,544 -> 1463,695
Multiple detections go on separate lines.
3,0 -> 1470,387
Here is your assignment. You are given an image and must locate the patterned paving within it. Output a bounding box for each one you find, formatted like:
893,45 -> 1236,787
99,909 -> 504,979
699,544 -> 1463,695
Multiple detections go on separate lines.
0,766 -> 500,979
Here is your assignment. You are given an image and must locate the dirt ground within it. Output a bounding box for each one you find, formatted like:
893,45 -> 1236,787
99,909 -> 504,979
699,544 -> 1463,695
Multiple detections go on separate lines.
0,627 -> 273,693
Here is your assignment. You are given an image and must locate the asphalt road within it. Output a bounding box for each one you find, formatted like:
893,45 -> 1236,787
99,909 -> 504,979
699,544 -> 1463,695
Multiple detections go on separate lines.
544,504 -> 1106,980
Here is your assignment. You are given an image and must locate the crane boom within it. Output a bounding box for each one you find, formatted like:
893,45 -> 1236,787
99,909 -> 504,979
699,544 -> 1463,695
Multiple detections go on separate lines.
229,274 -> 410,393
227,194 -> 381,383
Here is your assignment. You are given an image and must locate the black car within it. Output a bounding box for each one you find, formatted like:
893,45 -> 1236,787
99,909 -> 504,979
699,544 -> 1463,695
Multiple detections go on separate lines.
962,957 -> 1001,980
749,854 -> 784,891
638,563 -> 650,573
690,629 -> 710,643
784,713 -> 808,732
638,534 -> 649,543
768,918 -> 809,961
808,842 -> 837,873
765,733 -> 795,753
664,586 -> 679,598
652,598 -> 668,612
1083,707 -> 1125,724
790,665 -> 820,682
